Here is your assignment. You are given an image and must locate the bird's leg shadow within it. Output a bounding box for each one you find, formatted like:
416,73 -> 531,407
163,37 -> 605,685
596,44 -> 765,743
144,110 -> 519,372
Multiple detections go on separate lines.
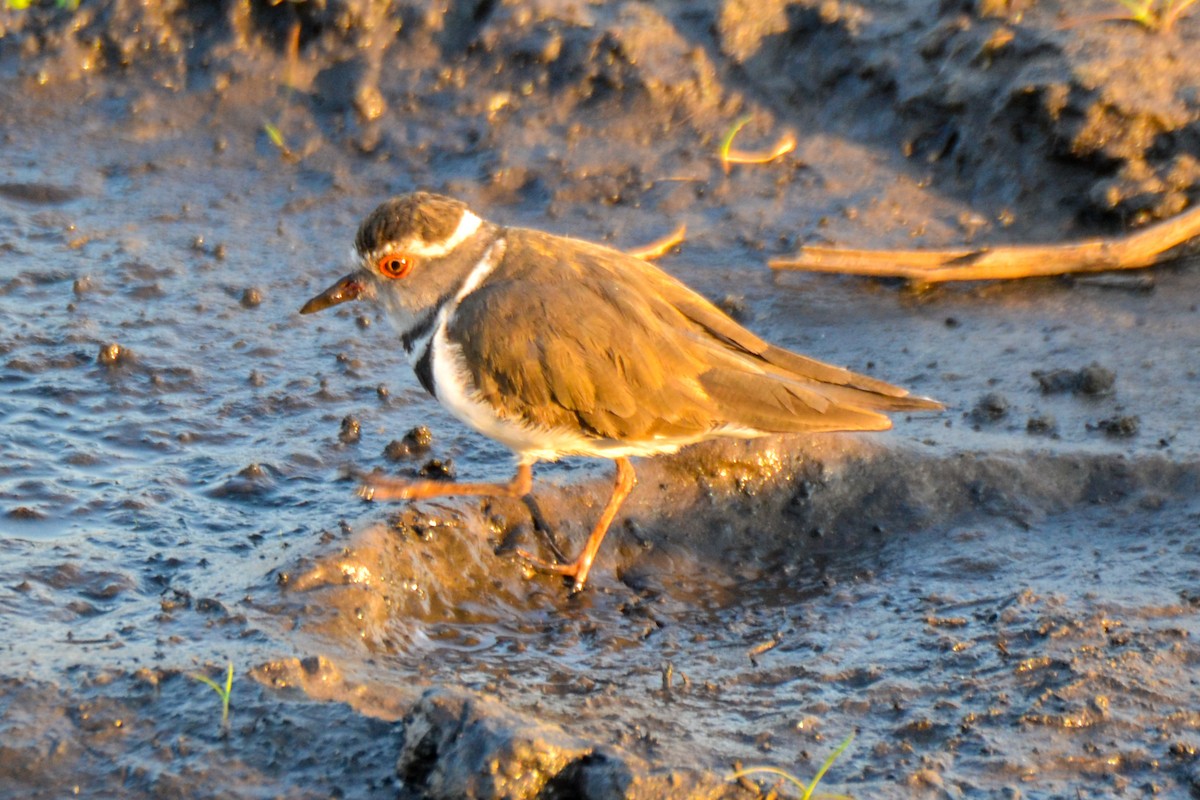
522,494 -> 570,564
491,494 -> 570,565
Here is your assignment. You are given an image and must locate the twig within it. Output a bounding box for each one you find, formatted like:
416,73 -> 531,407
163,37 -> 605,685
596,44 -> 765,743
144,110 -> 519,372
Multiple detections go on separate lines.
770,204 -> 1200,284
627,224 -> 687,260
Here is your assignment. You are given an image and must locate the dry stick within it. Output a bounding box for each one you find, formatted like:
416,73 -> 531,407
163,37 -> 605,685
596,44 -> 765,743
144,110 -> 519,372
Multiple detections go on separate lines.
769,204 -> 1200,284
627,224 -> 687,261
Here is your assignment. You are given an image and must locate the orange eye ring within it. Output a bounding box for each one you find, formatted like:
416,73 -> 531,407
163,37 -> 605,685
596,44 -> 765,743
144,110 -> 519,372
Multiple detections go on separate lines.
378,254 -> 413,279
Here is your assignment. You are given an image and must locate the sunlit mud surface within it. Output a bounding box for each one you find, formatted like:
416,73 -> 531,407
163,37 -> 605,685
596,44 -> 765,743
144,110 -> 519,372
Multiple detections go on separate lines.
2,0 -> 1200,797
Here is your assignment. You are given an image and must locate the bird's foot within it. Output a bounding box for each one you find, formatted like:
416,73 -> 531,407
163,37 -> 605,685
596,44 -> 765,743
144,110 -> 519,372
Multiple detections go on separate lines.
515,548 -> 589,593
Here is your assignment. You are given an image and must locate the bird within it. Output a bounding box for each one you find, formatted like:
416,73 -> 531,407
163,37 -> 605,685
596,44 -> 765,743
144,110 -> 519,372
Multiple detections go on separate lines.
300,192 -> 941,591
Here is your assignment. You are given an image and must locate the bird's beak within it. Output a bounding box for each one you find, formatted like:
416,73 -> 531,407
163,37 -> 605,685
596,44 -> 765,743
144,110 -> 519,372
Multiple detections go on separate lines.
299,273 -> 365,314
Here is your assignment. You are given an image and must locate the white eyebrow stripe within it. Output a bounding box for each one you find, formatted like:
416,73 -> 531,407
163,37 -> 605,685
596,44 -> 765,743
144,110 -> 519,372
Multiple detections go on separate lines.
406,210 -> 482,258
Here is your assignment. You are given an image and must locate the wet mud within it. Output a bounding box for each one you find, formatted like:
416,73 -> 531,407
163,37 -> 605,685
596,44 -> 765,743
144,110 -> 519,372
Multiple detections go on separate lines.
1,0 -> 1199,797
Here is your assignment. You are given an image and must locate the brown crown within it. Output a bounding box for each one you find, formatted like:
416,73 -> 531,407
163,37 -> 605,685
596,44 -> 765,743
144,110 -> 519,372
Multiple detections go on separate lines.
354,192 -> 469,256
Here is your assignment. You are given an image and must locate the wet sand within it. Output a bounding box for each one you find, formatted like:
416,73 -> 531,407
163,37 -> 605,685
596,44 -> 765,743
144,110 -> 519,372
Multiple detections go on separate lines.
1,1 -> 1199,797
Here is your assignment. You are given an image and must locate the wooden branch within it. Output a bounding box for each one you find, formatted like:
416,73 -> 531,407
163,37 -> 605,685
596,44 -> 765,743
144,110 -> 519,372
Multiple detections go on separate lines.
769,204 -> 1200,283
627,224 -> 687,261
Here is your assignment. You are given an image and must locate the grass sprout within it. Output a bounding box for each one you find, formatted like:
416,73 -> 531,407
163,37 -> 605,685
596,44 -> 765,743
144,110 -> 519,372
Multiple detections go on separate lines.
263,121 -> 298,161
1119,0 -> 1197,30
728,733 -> 855,800
190,661 -> 234,733
1060,0 -> 1197,31
5,0 -> 81,8
718,115 -> 797,173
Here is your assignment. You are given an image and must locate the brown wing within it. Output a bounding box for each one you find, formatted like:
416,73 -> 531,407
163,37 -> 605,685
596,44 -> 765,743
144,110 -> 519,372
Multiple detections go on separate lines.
446,229 -> 939,443
622,249 -> 943,413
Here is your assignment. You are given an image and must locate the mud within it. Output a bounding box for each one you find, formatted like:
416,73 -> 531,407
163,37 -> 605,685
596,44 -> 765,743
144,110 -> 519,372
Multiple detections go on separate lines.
1,0 -> 1199,797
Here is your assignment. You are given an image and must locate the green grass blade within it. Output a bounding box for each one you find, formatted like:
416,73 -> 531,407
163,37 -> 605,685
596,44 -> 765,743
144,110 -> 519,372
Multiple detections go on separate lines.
718,115 -> 754,165
803,732 -> 855,800
191,673 -> 224,694
190,662 -> 234,729
726,732 -> 855,800
263,122 -> 286,149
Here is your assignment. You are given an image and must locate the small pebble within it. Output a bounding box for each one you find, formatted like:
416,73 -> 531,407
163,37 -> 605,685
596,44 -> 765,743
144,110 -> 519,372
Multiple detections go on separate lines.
97,342 -> 128,367
1077,364 -> 1116,396
384,426 -> 433,460
339,415 -> 361,444
970,392 -> 1008,423
1026,414 -> 1057,436
1093,415 -> 1139,438
419,458 -> 455,480
241,287 -> 263,308
1168,741 -> 1196,758
1033,363 -> 1115,396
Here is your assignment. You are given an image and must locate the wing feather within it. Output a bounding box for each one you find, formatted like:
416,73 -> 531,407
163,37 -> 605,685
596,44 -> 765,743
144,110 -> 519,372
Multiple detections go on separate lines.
446,229 -> 939,448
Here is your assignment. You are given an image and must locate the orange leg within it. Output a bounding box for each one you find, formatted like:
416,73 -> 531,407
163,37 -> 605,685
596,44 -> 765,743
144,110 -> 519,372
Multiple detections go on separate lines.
358,462 -> 533,502
518,457 -> 636,592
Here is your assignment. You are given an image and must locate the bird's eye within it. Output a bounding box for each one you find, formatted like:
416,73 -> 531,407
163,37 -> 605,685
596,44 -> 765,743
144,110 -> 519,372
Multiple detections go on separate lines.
378,255 -> 412,279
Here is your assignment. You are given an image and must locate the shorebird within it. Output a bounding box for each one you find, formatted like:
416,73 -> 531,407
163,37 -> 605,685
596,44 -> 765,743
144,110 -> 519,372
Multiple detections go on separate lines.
301,192 -> 940,590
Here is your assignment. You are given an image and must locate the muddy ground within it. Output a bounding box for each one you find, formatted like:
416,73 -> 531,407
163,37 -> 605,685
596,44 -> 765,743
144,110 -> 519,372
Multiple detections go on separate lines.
1,0 -> 1199,797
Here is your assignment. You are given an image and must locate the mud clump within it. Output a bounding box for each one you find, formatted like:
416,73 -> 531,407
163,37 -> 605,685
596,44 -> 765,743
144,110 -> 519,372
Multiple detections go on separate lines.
6,506 -> 45,520
1026,413 -> 1058,436
1093,415 -> 1140,438
396,688 -> 727,800
240,287 -> 263,308
970,391 -> 1009,425
418,458 -> 455,481
339,415 -> 361,444
1034,363 -> 1116,396
396,688 -> 598,800
383,426 -> 433,460
0,181 -> 79,204
96,342 -> 132,368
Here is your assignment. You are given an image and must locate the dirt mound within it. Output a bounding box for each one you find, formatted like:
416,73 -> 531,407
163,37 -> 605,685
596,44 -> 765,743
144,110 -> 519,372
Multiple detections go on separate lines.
6,0 -> 1197,229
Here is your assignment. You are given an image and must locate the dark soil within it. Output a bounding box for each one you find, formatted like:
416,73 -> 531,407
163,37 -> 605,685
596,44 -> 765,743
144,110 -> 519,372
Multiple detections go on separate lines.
1,0 -> 1199,797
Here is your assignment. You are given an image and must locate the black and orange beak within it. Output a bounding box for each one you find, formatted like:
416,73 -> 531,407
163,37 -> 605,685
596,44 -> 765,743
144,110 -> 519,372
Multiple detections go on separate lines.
300,273 -> 365,314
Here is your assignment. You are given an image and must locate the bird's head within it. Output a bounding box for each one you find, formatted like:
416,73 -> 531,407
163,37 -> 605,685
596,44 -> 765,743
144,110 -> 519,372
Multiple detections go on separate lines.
300,192 -> 494,331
